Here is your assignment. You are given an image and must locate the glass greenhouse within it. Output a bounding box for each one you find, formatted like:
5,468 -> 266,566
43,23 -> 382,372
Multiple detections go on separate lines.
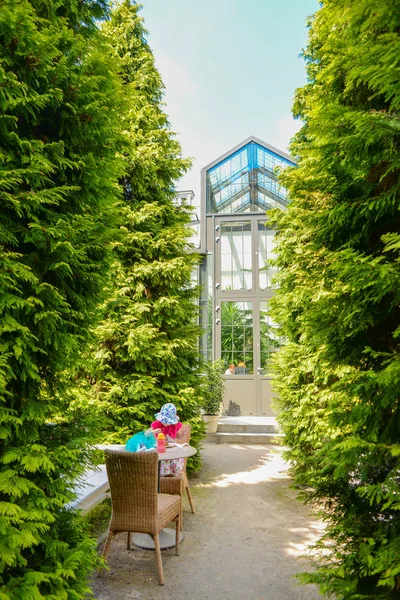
197,136 -> 295,416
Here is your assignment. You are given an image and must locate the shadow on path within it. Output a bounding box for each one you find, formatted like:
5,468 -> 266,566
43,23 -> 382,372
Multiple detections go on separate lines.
92,444 -> 324,600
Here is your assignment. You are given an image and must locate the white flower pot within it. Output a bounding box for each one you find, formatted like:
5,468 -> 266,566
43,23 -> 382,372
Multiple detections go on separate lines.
203,414 -> 220,434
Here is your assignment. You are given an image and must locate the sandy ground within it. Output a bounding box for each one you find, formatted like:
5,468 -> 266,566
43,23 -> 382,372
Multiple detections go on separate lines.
91,443 -> 324,600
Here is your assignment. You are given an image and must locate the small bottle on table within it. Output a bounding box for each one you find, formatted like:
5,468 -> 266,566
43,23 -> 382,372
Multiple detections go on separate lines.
156,432 -> 166,453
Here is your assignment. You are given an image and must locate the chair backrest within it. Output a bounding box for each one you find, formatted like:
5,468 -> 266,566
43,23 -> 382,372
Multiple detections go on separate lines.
105,450 -> 159,533
178,424 -> 191,470
178,423 -> 191,445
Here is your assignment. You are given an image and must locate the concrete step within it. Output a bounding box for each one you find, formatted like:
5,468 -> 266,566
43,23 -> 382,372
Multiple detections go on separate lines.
203,416 -> 284,444
205,432 -> 284,445
218,416 -> 280,434
218,422 -> 278,434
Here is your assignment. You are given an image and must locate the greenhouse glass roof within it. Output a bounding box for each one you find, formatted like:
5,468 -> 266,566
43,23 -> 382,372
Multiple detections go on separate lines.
205,140 -> 294,214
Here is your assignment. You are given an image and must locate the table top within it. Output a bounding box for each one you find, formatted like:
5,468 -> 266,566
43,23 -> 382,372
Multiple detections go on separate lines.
161,444 -> 197,461
97,444 -> 197,461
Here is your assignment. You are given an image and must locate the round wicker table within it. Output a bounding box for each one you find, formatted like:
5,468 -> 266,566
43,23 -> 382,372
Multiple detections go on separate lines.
98,444 -> 197,550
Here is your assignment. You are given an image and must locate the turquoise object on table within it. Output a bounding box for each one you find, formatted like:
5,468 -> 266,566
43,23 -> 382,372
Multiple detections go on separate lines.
126,431 -> 156,452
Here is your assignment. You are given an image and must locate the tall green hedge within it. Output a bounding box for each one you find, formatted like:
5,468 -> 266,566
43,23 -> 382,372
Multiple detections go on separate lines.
270,2 -> 400,598
92,2 -> 203,464
0,0 -> 123,596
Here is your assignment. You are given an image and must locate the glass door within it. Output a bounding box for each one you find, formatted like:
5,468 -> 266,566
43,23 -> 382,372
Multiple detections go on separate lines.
219,300 -> 255,415
258,301 -> 280,416
214,216 -> 279,415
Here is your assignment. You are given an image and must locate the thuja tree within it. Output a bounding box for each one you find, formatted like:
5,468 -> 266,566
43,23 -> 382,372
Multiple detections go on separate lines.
269,1 -> 400,598
0,0 -> 124,597
94,2 -> 203,462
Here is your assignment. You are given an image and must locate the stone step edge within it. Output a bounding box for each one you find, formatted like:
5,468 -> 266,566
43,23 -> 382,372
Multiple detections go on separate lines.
205,432 -> 285,444
217,424 -> 279,433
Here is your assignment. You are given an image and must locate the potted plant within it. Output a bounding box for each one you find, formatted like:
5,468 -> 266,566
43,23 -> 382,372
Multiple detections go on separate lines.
200,359 -> 225,434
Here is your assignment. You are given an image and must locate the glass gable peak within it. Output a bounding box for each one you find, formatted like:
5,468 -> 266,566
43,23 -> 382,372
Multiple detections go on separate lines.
206,141 -> 294,214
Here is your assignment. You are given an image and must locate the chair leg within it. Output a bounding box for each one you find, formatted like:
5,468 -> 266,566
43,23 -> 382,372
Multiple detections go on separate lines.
179,496 -> 184,530
127,532 -> 131,550
186,484 -> 195,514
102,529 -> 114,559
175,514 -> 180,556
153,534 -> 164,586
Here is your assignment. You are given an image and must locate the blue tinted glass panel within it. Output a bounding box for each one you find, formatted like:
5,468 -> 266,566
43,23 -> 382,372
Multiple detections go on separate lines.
206,142 -> 294,214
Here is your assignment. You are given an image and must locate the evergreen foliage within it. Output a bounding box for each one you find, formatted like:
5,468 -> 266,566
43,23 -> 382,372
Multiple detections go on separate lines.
94,2 -> 203,466
0,0 -> 124,596
270,2 -> 400,598
200,360 -> 225,415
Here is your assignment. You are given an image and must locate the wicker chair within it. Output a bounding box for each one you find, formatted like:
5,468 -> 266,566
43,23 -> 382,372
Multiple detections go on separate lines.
160,424 -> 195,527
102,450 -> 181,586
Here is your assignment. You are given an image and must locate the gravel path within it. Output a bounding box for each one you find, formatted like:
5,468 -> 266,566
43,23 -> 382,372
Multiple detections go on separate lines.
91,443 -> 323,600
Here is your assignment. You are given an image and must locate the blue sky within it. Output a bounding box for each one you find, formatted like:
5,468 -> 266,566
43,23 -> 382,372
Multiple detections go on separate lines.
140,0 -> 320,200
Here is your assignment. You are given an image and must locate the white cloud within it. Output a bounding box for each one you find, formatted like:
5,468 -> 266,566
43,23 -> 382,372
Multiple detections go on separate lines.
155,55 -> 198,98
151,55 -> 202,198
271,115 -> 303,153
